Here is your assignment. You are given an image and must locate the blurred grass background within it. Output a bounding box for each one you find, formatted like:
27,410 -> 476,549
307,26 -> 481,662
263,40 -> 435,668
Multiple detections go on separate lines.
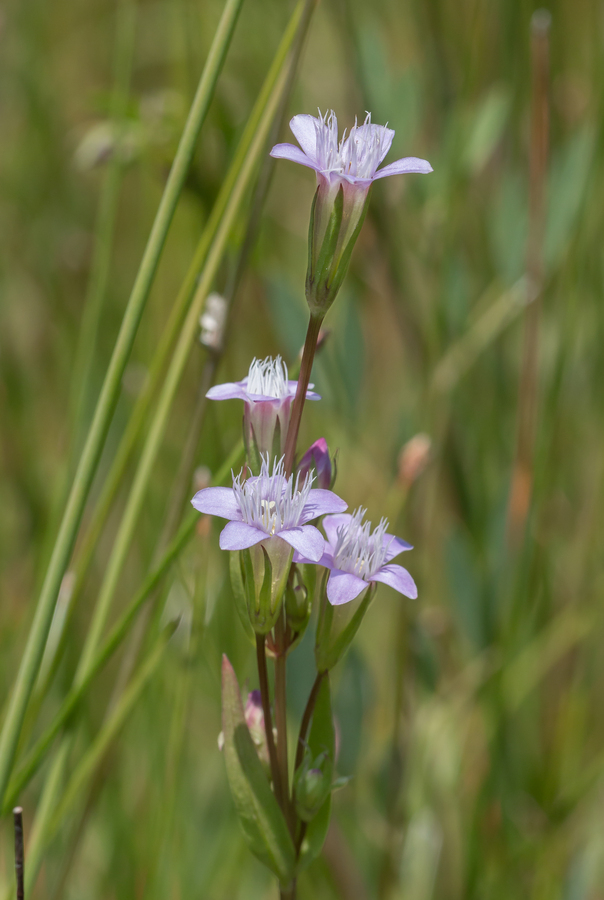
0,0 -> 603,896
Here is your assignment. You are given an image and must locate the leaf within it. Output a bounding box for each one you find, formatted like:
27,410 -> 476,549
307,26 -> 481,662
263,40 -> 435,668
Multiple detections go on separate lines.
229,552 -> 255,644
221,655 -> 296,885
297,795 -> 331,874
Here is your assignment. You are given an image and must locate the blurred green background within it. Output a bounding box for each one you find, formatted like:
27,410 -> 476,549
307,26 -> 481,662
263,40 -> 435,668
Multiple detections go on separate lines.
0,0 -> 603,896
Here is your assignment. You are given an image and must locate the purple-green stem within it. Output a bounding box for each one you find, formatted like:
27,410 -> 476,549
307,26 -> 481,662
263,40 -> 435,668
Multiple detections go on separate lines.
255,635 -> 283,809
283,313 -> 324,477
274,614 -> 295,836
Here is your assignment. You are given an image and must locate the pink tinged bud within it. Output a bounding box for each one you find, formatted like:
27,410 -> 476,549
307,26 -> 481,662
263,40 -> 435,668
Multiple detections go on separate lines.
398,433 -> 432,487
297,438 -> 333,490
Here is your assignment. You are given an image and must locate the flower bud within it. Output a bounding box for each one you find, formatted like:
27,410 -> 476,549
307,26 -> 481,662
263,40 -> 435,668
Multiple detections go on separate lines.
297,438 -> 333,490
218,690 -> 272,776
398,433 -> 431,488
284,565 -> 310,633
293,751 -> 332,822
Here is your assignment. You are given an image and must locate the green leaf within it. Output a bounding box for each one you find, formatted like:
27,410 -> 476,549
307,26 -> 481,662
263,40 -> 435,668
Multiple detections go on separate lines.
229,552 -> 255,644
221,655 -> 296,885
297,795 -> 331,874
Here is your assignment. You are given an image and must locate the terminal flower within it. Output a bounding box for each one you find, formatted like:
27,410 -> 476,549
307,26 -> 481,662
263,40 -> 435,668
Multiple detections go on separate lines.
297,508 -> 417,605
271,111 -> 432,314
191,456 -> 347,561
207,356 -> 319,464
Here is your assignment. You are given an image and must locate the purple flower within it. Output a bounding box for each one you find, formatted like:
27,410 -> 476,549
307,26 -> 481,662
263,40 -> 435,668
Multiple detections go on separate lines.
270,110 -> 432,188
296,508 -> 417,605
297,437 -> 332,490
206,356 -> 320,461
191,456 -> 347,562
270,111 -> 432,315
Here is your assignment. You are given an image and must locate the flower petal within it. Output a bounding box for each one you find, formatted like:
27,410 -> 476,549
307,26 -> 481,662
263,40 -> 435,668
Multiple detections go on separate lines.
293,546 -> 335,568
372,564 -> 418,599
354,123 -> 395,166
301,490 -> 348,523
279,525 -> 325,562
206,382 -> 248,401
383,534 -> 413,563
373,157 -> 433,179
286,381 -> 321,401
270,143 -> 320,172
322,513 -> 353,547
191,486 -> 241,520
289,114 -> 319,159
327,570 -> 368,606
219,520 -> 266,551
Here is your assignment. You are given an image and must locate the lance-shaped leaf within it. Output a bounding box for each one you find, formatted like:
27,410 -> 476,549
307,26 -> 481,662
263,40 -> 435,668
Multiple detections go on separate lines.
297,676 -> 335,872
221,655 -> 296,885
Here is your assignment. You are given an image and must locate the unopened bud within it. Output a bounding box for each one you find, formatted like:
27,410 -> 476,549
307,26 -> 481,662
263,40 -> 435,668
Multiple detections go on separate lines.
218,690 -> 271,774
398,433 -> 431,487
294,751 -> 332,822
297,438 -> 333,490
199,292 -> 228,351
284,567 -> 310,632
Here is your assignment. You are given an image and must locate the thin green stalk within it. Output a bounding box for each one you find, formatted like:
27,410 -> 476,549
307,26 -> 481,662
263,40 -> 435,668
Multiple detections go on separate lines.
69,0 -> 137,449
41,632 -> 173,861
4,441 -> 243,810
77,0 -> 309,678
0,0 -> 245,809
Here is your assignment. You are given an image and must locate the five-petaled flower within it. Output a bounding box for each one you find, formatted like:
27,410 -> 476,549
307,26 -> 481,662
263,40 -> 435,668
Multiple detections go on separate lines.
191,456 -> 347,562
206,356 -> 320,462
270,110 -> 432,315
296,508 -> 417,605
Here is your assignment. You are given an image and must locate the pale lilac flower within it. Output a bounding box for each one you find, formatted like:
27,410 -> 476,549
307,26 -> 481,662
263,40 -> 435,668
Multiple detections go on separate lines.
191,456 -> 347,562
206,356 -> 319,458
270,110 -> 432,189
270,111 -> 432,315
297,437 -> 332,490
296,508 -> 417,605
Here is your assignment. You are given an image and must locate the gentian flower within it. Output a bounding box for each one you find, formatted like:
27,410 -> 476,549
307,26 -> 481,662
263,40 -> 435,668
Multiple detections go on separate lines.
297,508 -> 417,605
270,111 -> 432,314
206,355 -> 319,465
297,437 -> 333,490
191,456 -> 346,561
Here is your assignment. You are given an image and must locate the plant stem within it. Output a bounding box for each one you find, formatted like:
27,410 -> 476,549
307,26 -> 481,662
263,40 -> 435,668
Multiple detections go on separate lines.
507,10 -> 550,546
274,615 -> 294,835
283,313 -> 324,476
0,0 -> 245,809
256,635 -> 283,808
294,671 -> 326,774
13,807 -> 24,900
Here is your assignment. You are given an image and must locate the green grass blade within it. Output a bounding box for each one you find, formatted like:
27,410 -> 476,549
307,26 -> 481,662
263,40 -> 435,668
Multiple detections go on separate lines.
0,0 -> 245,809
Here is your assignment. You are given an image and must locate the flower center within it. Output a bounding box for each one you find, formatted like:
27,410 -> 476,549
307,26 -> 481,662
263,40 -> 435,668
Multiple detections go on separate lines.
315,110 -> 386,181
333,508 -> 391,580
233,456 -> 314,535
246,356 -> 289,398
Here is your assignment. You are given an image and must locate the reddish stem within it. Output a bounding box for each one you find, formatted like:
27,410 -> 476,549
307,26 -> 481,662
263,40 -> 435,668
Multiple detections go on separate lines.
283,314 -> 324,477
256,635 -> 283,808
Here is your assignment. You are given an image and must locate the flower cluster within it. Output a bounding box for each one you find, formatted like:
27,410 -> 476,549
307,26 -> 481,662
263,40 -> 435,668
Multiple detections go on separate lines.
193,109 -> 431,893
